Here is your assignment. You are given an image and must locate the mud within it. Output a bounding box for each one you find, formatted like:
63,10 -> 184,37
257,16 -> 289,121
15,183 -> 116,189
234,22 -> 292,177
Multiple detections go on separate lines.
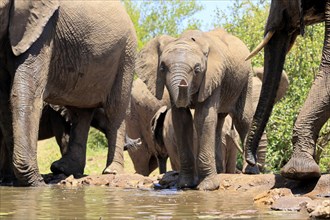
41,172 -> 330,219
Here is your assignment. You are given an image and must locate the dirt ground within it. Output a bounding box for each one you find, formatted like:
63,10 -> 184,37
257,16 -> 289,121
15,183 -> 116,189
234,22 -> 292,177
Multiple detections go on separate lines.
43,172 -> 330,219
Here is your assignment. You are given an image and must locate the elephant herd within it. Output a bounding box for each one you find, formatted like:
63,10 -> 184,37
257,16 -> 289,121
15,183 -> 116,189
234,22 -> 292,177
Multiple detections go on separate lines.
0,0 -> 328,190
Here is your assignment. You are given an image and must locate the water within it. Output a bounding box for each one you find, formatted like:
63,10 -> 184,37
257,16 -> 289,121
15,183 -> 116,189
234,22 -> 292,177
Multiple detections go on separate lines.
0,186 -> 309,219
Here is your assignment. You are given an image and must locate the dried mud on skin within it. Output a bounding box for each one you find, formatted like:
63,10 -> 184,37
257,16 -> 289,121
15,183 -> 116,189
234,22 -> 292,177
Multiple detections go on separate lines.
42,172 -> 330,219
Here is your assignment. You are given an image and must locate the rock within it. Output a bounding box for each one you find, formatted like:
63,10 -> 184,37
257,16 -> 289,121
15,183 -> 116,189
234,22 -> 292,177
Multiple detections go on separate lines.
271,196 -> 312,211
317,193 -> 330,198
309,200 -> 330,219
156,171 -> 179,189
306,200 -> 325,212
254,188 -> 293,205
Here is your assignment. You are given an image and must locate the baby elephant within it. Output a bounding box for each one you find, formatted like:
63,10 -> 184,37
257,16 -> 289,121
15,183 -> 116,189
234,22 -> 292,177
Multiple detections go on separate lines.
151,67 -> 289,174
124,78 -> 171,176
136,28 -> 255,190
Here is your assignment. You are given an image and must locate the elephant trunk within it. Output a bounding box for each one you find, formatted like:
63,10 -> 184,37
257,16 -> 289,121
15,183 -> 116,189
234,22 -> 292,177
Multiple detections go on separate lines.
176,79 -> 189,108
245,31 -> 290,166
168,71 -> 190,108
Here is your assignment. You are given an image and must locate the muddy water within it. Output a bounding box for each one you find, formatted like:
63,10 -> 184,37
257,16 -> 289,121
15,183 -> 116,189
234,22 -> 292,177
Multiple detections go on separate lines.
0,186 -> 309,219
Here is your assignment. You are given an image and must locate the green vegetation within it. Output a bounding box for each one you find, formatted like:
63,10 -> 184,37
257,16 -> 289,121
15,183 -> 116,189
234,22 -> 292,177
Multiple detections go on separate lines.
122,0 -> 203,49
38,137 -> 137,175
214,0 -> 329,172
38,0 -> 329,174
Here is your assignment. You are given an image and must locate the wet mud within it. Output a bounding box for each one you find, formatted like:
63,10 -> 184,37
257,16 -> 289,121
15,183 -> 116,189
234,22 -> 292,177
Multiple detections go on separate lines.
40,172 -> 330,219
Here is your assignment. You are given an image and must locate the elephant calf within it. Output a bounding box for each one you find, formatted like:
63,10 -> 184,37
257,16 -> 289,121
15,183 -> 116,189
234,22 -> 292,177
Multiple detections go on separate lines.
124,78 -> 171,176
150,67 -> 289,174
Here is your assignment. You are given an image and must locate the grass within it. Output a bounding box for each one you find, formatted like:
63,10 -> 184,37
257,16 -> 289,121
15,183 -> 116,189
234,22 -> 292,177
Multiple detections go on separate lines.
37,136 -> 330,176
37,138 -> 138,175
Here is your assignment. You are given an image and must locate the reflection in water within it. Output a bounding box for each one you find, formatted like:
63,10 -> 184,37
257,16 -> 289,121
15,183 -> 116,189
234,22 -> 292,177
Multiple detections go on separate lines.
0,186 -> 309,219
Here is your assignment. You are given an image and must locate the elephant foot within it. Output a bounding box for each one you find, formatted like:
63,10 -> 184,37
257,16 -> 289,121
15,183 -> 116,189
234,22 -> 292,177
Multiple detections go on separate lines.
16,174 -> 46,187
177,174 -> 197,189
242,162 -> 260,174
51,156 -> 84,177
29,178 -> 47,187
102,162 -> 124,175
0,173 -> 17,186
281,155 -> 321,180
196,175 -> 220,191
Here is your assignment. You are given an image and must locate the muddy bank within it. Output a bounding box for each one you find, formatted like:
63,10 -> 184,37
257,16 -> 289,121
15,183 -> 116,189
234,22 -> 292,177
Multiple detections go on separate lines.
42,172 -> 329,219
44,172 -> 329,196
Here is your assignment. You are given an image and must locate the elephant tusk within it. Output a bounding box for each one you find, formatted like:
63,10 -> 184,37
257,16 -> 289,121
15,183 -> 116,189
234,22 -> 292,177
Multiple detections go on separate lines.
245,31 -> 275,61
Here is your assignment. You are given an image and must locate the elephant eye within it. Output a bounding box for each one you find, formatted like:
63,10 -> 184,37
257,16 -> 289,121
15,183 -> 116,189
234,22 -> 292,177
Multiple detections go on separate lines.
194,64 -> 202,74
159,62 -> 168,73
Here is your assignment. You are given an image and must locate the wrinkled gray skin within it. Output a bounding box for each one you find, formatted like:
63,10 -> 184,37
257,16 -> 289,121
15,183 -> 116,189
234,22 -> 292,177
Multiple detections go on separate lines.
245,0 -> 328,180
0,0 -> 136,186
125,78 -> 171,176
242,67 -> 289,173
0,104 -> 70,183
152,67 -> 289,174
0,105 -> 109,184
136,28 -> 254,190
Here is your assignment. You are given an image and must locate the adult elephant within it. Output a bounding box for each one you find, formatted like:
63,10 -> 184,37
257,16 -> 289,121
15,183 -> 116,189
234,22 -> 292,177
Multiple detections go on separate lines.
0,104 -> 71,183
0,0 -> 137,186
245,0 -> 328,179
136,28 -> 254,190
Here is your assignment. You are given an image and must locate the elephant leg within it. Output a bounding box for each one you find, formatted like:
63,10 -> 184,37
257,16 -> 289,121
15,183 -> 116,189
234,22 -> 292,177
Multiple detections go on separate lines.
51,108 -> 94,176
157,155 -> 168,174
103,50 -> 134,175
215,114 -> 226,173
102,109 -> 126,175
225,134 -> 239,173
172,107 -> 196,189
195,103 -> 222,191
0,135 -> 15,184
281,70 -> 330,179
11,73 -> 45,186
51,109 -> 71,156
0,69 -> 15,183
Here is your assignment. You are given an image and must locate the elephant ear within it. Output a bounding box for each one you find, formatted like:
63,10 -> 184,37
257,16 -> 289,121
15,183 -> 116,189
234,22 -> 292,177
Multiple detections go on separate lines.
136,35 -> 175,99
196,29 -> 227,102
151,106 -> 168,147
9,0 -> 59,56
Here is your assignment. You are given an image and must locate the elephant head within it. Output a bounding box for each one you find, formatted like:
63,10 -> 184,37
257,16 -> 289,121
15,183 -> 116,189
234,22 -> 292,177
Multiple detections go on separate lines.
0,0 -> 59,56
245,0 -> 326,166
136,30 -> 225,108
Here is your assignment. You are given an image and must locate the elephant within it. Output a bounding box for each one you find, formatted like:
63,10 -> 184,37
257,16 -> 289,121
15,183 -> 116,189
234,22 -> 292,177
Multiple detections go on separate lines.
0,104 -> 111,184
136,28 -> 254,190
151,67 -> 289,174
0,104 -> 70,183
124,78 -> 171,176
245,0 -> 328,180
0,0 -> 137,186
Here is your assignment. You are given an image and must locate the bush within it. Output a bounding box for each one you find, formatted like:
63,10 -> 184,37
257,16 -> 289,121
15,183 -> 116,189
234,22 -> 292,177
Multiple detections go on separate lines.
213,0 -> 329,172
